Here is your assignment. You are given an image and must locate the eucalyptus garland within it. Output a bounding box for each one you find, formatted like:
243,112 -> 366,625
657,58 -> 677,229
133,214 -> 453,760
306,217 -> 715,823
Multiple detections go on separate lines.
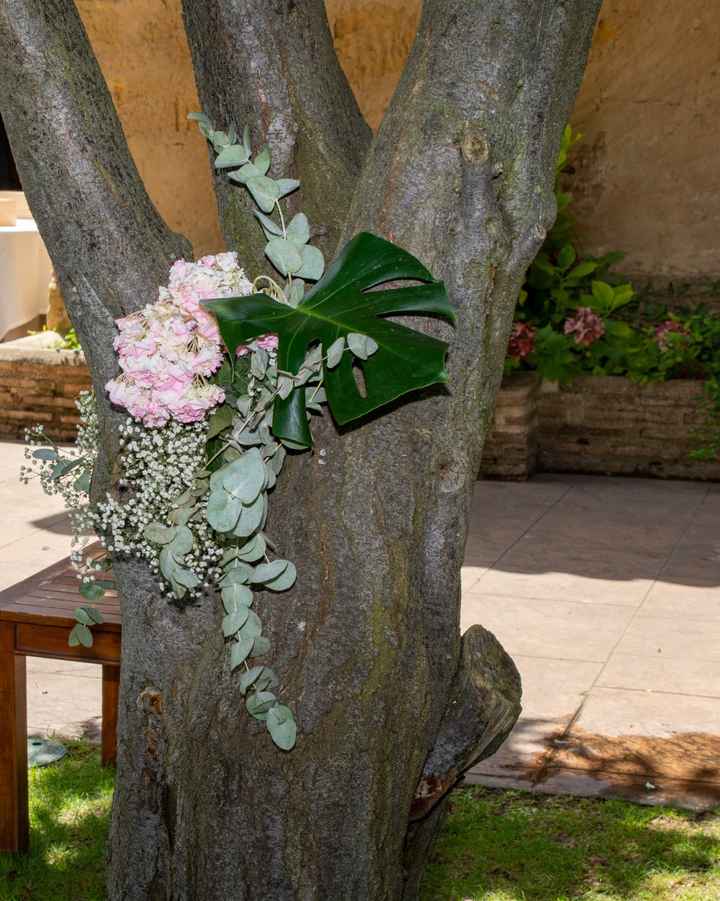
23,113 -> 455,751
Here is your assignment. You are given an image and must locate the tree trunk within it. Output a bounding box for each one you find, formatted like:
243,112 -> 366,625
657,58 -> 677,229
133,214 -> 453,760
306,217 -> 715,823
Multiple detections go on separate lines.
0,1 -> 601,898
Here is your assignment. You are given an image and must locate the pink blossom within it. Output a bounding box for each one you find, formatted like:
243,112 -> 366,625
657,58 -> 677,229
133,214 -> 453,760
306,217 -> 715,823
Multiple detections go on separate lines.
655,320 -> 689,351
564,307 -> 605,346
507,322 -> 536,360
106,253 -> 254,427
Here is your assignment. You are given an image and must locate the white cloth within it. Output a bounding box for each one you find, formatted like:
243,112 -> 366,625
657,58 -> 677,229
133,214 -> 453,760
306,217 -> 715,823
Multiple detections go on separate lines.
0,219 -> 52,339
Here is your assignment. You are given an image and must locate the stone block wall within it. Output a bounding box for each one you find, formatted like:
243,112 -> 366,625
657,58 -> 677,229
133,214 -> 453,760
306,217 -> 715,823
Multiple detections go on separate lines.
0,347 -> 92,442
482,374 -> 720,481
480,374 -> 539,480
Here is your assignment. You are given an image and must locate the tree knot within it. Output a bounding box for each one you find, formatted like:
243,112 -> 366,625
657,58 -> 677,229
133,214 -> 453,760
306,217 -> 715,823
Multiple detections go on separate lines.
461,124 -> 490,164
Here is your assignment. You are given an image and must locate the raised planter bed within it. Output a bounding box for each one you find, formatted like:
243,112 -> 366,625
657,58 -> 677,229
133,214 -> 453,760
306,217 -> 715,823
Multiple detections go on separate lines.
483,373 -> 720,481
0,334 -> 91,442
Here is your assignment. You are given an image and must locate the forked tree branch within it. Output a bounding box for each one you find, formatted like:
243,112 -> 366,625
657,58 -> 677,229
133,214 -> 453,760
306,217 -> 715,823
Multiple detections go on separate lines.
0,0 -> 190,393
182,0 -> 371,273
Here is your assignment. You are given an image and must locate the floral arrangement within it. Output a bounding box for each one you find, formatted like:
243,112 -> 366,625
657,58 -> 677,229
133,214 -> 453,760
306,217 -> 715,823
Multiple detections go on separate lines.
23,113 -> 455,750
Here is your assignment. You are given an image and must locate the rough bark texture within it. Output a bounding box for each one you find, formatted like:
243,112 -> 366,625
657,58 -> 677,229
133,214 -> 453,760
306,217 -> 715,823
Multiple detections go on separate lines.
182,0 -> 371,273
0,1 -> 601,898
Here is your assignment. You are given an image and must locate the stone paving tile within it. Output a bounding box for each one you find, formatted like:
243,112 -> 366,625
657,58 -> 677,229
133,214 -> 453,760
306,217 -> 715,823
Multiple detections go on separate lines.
614,613 -> 720,661
597,653 -> 720,698
641,578 -> 720,621
26,658 -> 101,741
462,592 -> 636,662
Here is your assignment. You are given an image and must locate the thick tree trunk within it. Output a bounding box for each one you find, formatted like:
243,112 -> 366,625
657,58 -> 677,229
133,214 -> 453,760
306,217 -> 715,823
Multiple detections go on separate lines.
0,1 -> 601,898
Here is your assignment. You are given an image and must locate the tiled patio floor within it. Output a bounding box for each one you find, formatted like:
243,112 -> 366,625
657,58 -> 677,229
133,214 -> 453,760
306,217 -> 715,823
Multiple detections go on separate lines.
463,475 -> 720,810
2,439 -> 719,808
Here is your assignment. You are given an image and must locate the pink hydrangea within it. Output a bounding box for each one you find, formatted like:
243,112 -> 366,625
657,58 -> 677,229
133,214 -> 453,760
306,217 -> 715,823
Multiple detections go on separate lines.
507,322 -> 536,360
655,320 -> 689,351
106,253 -> 255,427
564,307 -> 605,346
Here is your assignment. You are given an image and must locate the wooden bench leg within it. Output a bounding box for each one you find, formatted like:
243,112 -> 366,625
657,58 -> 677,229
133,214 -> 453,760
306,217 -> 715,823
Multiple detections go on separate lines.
0,623 -> 28,852
101,664 -> 119,767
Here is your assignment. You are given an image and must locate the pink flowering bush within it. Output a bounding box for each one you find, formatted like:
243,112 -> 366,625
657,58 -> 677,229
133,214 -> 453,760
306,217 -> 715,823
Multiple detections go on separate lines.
107,253 -> 255,427
563,307 -> 605,347
655,319 -> 689,351
507,322 -> 536,360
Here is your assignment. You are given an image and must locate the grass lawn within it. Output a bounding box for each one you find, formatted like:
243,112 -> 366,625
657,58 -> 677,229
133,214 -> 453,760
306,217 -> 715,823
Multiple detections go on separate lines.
1,745 -> 718,900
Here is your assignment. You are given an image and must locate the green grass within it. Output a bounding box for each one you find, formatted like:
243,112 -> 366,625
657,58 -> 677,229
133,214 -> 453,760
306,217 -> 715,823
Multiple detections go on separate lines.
0,741 -> 113,901
421,787 -> 720,901
1,747 -> 719,900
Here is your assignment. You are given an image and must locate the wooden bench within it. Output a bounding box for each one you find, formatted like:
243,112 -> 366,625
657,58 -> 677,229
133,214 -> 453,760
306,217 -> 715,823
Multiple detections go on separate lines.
0,552 -> 120,853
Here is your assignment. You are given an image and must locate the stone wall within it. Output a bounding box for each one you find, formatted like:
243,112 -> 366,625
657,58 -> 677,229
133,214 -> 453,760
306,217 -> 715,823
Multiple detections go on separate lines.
482,374 -> 720,482
0,347 -> 91,442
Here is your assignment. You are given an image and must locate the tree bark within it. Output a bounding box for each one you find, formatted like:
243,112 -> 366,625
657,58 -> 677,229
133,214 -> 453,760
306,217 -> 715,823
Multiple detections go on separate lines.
0,1 -> 601,899
182,0 -> 371,271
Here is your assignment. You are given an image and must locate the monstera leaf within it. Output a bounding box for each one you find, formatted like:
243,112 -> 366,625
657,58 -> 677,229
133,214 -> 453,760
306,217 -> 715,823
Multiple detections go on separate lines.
205,232 -> 455,447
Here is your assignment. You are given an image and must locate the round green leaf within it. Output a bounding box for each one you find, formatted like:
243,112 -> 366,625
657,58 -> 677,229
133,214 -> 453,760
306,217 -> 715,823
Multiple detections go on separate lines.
267,705 -> 297,750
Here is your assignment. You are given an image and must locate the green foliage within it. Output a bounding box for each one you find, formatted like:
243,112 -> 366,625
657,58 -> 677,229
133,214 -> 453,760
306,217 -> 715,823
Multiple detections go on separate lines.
509,126 -> 720,460
206,231 -> 454,448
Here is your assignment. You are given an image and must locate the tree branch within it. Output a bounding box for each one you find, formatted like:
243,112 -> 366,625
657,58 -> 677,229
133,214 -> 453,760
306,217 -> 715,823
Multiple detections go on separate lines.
0,0 -> 191,393
182,0 -> 371,273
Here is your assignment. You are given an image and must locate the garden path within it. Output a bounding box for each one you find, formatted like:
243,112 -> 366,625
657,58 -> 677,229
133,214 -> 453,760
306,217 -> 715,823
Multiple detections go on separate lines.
2,439 -> 718,809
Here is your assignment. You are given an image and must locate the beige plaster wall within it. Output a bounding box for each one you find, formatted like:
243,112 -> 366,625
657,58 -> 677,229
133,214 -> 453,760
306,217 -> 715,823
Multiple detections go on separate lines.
77,0 -> 719,287
77,0 -> 222,257
568,2 -> 720,284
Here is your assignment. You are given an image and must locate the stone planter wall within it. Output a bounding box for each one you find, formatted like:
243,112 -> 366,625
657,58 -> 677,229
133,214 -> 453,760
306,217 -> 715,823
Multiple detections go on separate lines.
0,340 -> 91,442
483,373 -> 720,481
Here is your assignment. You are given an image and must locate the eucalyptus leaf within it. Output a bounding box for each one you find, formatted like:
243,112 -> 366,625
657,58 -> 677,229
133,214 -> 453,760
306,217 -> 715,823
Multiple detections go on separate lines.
143,522 -> 176,544
74,606 -> 95,626
233,493 -> 267,538
265,237 -> 303,276
206,490 -> 243,533
230,636 -> 254,670
221,582 -> 253,614
228,161 -> 262,185
239,665 -> 265,695
266,705 -> 297,750
326,336 -> 345,369
265,561 -> 297,592
207,404 -> 235,440
215,145 -> 250,169
169,525 -> 193,556
222,606 -> 250,637
253,146 -> 271,176
32,448 -> 57,461
252,559 -> 288,584
288,280 -> 305,306
78,605 -> 103,625
221,448 -> 267,503
246,176 -> 280,213
347,332 -> 378,360
296,244 -> 325,281
250,635 -> 271,657
275,178 -> 300,198
235,532 -> 267,562
79,581 -> 105,602
239,609 -> 263,641
286,212 -> 310,245
254,210 -> 283,238
69,622 -> 93,648
246,690 -> 277,721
